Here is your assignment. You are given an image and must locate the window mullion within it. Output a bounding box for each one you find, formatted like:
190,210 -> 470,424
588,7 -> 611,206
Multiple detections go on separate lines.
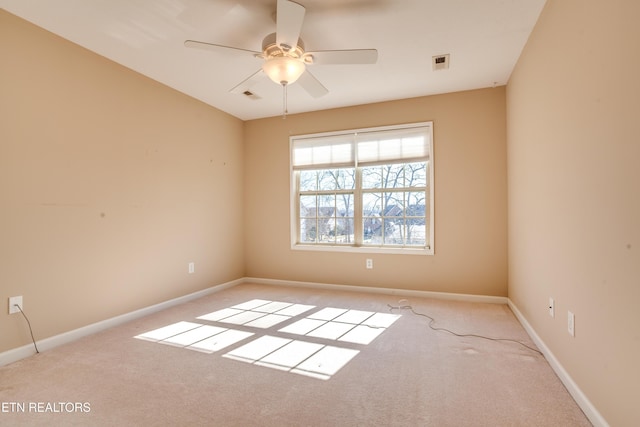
294,171 -> 301,244
354,165 -> 363,246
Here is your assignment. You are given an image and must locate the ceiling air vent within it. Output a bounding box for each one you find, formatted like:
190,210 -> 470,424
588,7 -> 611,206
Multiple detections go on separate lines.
243,90 -> 261,100
432,54 -> 450,71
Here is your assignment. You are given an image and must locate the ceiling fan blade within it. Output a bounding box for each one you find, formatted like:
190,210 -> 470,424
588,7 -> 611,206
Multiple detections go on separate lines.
276,0 -> 305,51
306,49 -> 378,65
229,69 -> 266,94
297,70 -> 328,98
184,40 -> 261,57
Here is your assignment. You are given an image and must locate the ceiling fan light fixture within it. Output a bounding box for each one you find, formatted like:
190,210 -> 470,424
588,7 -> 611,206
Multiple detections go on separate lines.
262,56 -> 306,85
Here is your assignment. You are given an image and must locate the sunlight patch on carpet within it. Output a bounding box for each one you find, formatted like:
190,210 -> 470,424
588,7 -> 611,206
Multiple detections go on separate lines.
280,310 -> 400,345
279,318 -> 326,335
306,321 -> 355,340
134,300 -> 400,380
224,335 -> 292,363
196,300 -> 316,329
135,322 -> 255,353
210,310 -> 266,325
338,325 -> 385,345
257,340 -> 324,371
160,325 -> 227,347
197,308 -> 243,322
308,307 -> 348,321
224,336 -> 359,380
134,321 -> 202,342
186,329 -> 254,353
292,346 -> 360,380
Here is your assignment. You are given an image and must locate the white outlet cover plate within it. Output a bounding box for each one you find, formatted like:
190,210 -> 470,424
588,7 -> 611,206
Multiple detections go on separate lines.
9,296 -> 23,314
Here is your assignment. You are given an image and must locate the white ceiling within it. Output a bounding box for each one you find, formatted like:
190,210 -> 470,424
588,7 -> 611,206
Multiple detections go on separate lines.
1,0 -> 546,121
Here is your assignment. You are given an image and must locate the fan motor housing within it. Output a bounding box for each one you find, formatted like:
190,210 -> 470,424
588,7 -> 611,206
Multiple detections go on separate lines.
262,32 -> 306,60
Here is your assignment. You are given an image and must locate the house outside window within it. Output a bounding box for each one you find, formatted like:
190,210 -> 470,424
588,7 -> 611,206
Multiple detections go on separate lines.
290,122 -> 434,255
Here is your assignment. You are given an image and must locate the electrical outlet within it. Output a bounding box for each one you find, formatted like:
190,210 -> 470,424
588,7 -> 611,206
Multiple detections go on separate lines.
366,259 -> 373,269
188,262 -> 195,274
549,297 -> 554,318
9,296 -> 23,315
568,311 -> 575,337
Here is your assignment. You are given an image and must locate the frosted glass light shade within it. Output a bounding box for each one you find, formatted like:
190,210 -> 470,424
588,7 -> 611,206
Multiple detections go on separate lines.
263,57 -> 306,85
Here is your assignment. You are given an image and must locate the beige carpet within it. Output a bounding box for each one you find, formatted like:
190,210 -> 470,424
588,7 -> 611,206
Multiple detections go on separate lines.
0,283 -> 591,426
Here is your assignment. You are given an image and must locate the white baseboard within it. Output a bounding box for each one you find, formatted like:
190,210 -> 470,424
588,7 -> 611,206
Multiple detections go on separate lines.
508,299 -> 608,427
245,277 -> 508,304
0,278 -> 243,367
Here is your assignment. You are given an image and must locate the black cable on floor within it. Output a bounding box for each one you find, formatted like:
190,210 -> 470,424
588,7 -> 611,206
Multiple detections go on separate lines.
388,302 -> 543,356
15,304 -> 40,354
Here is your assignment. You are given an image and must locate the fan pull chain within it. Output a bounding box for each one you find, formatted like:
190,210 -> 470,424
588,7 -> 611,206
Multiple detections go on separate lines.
282,82 -> 288,119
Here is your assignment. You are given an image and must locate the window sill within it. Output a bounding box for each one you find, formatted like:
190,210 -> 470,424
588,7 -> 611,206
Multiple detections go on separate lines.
291,244 -> 433,256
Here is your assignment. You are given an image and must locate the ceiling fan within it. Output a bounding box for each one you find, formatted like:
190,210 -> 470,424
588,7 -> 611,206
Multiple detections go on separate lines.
184,0 -> 378,108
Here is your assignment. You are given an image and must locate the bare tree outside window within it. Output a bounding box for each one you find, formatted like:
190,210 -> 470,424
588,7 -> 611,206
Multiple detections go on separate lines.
362,162 -> 427,246
299,169 -> 355,244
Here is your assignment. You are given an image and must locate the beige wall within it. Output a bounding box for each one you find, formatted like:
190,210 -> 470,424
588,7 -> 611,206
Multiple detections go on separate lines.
244,88 -> 508,296
507,0 -> 640,425
5,3 -> 633,423
0,10 -> 245,353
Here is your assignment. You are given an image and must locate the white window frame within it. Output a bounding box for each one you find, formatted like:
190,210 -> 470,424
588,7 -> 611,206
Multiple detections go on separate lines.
290,122 -> 434,255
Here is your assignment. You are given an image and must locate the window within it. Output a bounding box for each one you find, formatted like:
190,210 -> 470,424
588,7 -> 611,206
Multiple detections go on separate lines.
290,122 -> 434,255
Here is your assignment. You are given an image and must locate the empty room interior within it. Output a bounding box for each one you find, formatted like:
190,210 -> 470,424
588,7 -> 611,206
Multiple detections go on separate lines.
1,0 -> 638,426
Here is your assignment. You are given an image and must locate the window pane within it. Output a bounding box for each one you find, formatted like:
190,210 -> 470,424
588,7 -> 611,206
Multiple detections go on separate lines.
406,191 -> 426,217
336,218 -> 354,244
382,164 -> 406,188
300,170 -> 318,191
384,192 -> 405,216
299,195 -> 316,217
406,162 -> 427,187
317,217 -> 335,243
341,168 -> 356,190
319,168 -> 355,191
384,219 -> 404,245
363,188 -> 427,247
300,219 -> 317,243
364,217 -> 382,244
318,194 -> 335,217
319,170 -> 338,191
362,166 -> 382,189
336,193 -> 354,217
406,218 -> 426,246
338,168 -> 356,189
363,192 -> 382,216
